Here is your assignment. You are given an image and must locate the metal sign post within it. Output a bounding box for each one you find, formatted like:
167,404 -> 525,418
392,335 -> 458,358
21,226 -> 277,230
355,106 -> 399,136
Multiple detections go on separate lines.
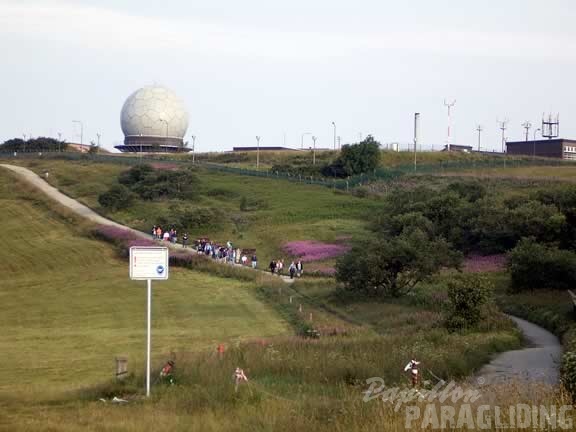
129,247 -> 169,397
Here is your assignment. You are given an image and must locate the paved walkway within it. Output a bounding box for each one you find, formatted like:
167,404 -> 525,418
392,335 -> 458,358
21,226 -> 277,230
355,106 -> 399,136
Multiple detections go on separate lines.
0,163 -> 294,283
477,315 -> 562,385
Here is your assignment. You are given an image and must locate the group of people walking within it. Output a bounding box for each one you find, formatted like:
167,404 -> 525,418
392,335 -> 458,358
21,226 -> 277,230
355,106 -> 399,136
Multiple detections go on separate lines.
153,225 -> 189,246
152,226 -> 305,279
270,259 -> 303,279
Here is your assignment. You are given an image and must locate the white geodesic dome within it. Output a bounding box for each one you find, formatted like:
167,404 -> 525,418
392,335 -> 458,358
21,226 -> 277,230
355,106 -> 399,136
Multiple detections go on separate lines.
120,86 -> 189,139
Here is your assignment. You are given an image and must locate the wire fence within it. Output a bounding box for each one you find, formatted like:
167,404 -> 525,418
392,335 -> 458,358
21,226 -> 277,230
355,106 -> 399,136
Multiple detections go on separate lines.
1,150 -> 575,190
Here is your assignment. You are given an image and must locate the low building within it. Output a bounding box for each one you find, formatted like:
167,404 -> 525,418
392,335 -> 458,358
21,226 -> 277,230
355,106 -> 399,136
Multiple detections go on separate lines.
441,144 -> 473,152
506,139 -> 576,160
232,146 -> 298,152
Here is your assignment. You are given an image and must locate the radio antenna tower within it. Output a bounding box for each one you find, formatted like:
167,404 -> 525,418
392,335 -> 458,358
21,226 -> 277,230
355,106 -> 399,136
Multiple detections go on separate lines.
522,121 -> 532,141
444,99 -> 456,151
541,113 -> 559,139
497,118 -> 508,153
476,125 -> 483,152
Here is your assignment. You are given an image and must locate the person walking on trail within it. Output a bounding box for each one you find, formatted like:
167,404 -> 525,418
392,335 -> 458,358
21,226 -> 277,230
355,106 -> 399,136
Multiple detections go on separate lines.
289,261 -> 296,279
251,254 -> 257,269
160,360 -> 175,385
233,367 -> 248,392
182,233 -> 189,248
156,226 -> 162,240
277,259 -> 284,275
404,359 -> 421,387
163,231 -> 170,241
296,260 -> 303,277
269,260 -> 276,274
152,225 -> 157,239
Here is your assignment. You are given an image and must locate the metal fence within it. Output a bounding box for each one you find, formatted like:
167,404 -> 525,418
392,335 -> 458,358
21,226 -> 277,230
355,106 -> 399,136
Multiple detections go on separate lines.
1,150 -> 574,190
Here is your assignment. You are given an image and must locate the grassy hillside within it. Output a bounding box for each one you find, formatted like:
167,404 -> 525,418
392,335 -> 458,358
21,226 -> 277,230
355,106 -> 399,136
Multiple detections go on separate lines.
0,168 -> 288,396
12,159 -> 380,267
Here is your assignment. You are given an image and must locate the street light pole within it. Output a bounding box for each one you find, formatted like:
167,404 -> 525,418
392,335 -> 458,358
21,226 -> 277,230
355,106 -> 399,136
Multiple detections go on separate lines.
301,132 -> 311,150
72,120 -> 84,145
533,128 -> 541,159
256,136 -> 261,170
332,122 -> 336,150
312,136 -> 317,165
57,132 -> 62,152
476,125 -> 483,152
96,133 -> 101,154
191,135 -> 196,164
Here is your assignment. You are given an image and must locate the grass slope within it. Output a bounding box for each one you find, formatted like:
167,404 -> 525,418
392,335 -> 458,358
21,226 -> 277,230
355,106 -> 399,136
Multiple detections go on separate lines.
13,159 -> 379,264
0,169 -> 287,396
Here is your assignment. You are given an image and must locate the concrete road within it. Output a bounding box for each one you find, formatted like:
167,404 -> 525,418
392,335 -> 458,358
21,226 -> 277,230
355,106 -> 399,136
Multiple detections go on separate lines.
477,315 -> 562,385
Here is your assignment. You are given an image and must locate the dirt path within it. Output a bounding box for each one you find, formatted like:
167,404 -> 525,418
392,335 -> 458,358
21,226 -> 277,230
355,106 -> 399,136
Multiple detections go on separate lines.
0,163 -> 294,283
477,316 -> 562,385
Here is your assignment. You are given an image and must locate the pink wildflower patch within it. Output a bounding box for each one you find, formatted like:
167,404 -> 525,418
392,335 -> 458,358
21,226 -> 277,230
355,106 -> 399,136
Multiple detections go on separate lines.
462,254 -> 507,273
283,240 -> 350,262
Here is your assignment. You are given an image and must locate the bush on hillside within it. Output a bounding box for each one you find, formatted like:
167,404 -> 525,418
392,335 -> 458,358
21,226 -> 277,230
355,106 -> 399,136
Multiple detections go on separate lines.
322,136 -> 381,178
97,184 -> 136,211
335,229 -> 461,298
0,137 -> 67,152
507,238 -> 576,291
445,274 -> 492,331
116,164 -> 198,200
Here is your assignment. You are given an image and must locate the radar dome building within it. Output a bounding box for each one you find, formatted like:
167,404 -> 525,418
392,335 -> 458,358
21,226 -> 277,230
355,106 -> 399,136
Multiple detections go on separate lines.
115,85 -> 190,153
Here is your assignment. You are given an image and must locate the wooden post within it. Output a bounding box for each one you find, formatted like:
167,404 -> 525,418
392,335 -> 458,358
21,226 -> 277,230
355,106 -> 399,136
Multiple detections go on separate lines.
115,356 -> 128,381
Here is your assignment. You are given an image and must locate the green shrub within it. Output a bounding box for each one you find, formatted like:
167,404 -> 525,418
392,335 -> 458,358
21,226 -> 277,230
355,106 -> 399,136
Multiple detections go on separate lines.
97,184 -> 135,210
445,274 -> 492,331
117,164 -> 199,200
562,351 -> 576,399
239,195 -> 268,212
508,238 -> 576,291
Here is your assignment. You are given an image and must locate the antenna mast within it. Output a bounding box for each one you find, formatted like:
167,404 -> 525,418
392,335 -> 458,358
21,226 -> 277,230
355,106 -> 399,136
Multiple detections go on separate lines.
444,99 -> 456,151
522,121 -> 532,142
476,125 -> 483,152
541,113 -> 559,139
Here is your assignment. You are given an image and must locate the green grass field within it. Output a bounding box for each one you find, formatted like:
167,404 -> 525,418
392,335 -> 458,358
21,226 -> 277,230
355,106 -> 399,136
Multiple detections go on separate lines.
0,168 -> 288,397
437,165 -> 576,181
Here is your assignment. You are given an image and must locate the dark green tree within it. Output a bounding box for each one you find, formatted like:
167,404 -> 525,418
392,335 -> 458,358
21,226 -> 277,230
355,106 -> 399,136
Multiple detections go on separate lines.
322,136 -> 381,177
335,229 -> 461,298
98,184 -> 136,211
445,274 -> 492,331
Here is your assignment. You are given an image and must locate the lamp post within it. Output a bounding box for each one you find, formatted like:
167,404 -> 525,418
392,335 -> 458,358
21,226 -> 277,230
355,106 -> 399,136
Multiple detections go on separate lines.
301,132 -> 311,150
332,122 -> 336,150
312,136 -> 317,165
191,135 -> 196,164
57,132 -> 62,152
256,136 -> 261,170
96,133 -> 101,154
533,128 -> 541,159
72,120 -> 84,145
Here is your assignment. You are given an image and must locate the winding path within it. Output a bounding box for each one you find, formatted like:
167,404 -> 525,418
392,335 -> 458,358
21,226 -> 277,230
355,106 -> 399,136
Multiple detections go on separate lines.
477,316 -> 562,385
0,163 -> 294,283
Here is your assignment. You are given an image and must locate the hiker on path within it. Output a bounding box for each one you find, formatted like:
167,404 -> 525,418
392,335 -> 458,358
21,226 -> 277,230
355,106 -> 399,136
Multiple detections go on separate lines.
296,260 -> 303,277
269,260 -> 277,274
251,254 -> 258,269
289,261 -> 296,279
277,259 -> 284,275
182,233 -> 189,248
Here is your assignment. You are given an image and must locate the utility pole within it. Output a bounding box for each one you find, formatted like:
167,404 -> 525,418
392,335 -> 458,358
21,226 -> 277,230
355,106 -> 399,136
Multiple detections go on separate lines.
444,99 -> 456,151
312,136 -> 317,165
522,121 -> 532,141
332,122 -> 336,150
476,125 -> 483,152
337,136 -> 341,150
57,132 -> 62,152
256,136 -> 261,170
191,135 -> 196,164
533,128 -> 541,159
413,113 -> 420,172
96,133 -> 101,154
498,119 -> 508,153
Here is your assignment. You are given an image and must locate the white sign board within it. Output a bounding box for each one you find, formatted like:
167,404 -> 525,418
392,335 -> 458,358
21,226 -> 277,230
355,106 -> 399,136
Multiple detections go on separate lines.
130,247 -> 169,280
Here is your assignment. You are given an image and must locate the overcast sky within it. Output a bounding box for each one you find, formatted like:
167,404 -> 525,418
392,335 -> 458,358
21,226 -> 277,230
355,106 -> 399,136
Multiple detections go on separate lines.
1,0 -> 575,152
